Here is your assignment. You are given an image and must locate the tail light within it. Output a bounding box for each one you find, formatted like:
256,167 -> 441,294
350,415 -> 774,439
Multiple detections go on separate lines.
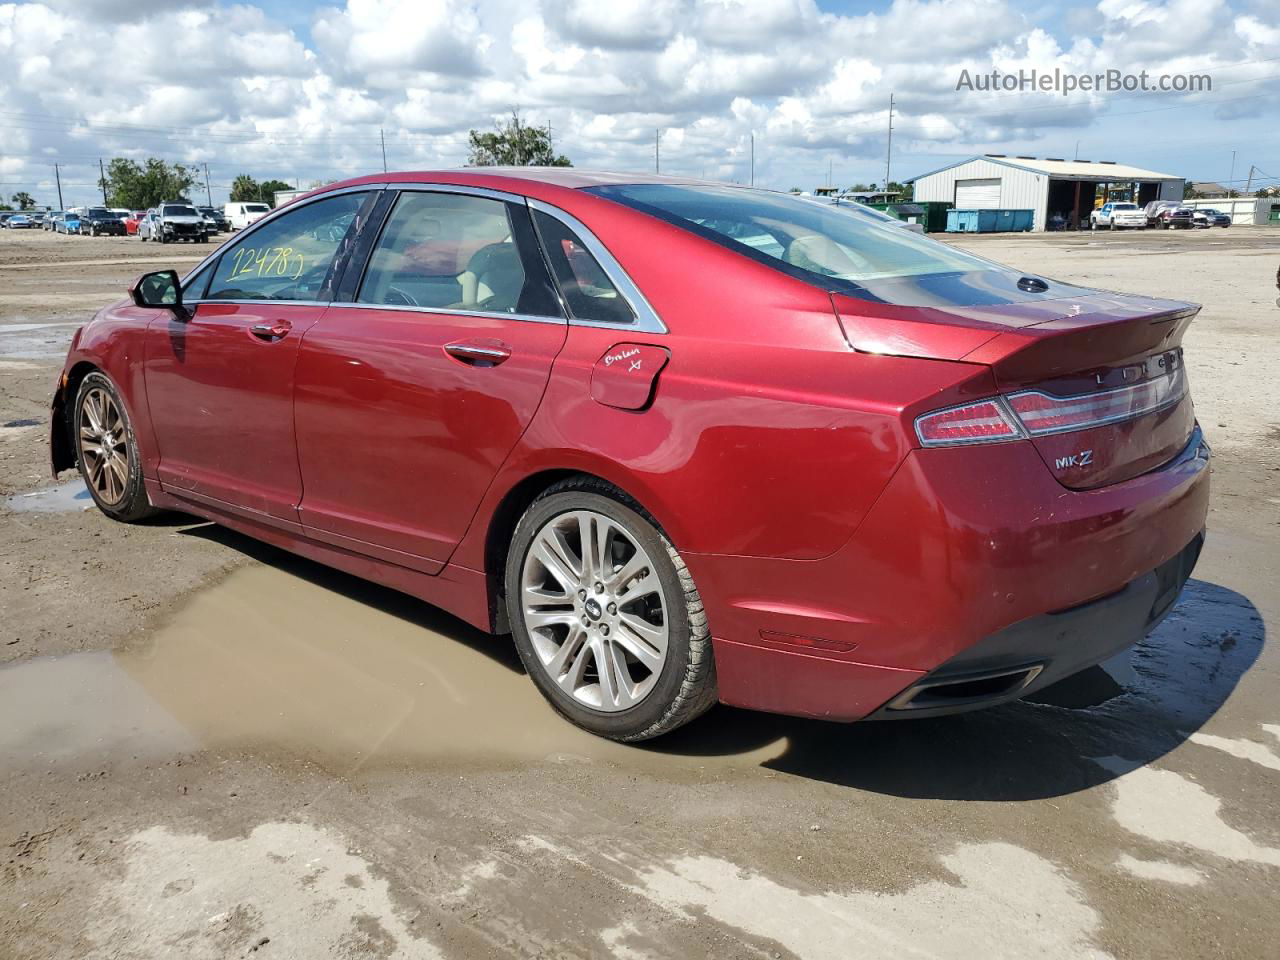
1006,365 -> 1186,436
916,365 -> 1187,447
915,399 -> 1023,446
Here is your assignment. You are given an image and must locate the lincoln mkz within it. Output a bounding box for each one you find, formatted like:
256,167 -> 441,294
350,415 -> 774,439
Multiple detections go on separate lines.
51,170 -> 1208,740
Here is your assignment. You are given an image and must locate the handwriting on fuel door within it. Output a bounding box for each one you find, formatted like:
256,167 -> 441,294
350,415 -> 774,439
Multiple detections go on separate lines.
604,348 -> 644,373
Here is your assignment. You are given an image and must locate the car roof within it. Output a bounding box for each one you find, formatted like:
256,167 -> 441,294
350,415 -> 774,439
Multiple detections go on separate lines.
325,167 -> 723,195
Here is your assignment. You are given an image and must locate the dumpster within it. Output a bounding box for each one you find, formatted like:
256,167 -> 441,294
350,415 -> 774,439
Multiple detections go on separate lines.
945,208 -> 1034,233
914,200 -> 954,233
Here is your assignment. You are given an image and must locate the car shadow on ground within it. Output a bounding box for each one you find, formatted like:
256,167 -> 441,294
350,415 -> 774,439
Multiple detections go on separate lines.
647,578 -> 1264,801
176,519 -> 1263,802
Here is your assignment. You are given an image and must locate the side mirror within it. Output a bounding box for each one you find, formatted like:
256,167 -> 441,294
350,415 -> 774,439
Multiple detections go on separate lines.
129,269 -> 190,320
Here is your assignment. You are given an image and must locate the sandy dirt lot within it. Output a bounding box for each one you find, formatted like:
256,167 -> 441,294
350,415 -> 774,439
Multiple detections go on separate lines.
1,225 -> 1277,959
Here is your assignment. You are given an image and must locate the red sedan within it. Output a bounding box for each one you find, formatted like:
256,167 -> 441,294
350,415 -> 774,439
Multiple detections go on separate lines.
124,211 -> 147,235
49,170 -> 1209,740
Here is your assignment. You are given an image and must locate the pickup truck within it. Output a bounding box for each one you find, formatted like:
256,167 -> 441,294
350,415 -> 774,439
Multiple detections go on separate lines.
1090,202 -> 1147,230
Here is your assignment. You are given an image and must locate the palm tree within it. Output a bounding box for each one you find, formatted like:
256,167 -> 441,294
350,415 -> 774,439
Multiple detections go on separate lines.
10,192 -> 35,210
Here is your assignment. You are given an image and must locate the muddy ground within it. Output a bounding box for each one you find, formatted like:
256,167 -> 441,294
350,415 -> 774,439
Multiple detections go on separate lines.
1,226 -> 1277,959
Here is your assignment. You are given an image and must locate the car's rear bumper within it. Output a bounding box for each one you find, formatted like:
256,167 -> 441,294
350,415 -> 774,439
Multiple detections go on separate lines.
865,529 -> 1202,718
688,427 -> 1210,722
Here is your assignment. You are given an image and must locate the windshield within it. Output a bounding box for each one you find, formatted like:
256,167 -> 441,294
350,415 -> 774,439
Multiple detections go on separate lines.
1113,203 -> 1138,210
588,183 -> 997,290
162,205 -> 198,217
87,208 -> 110,218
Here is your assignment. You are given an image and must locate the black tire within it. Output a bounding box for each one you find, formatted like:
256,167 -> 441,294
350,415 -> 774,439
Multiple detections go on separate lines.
505,478 -> 717,741
72,372 -> 158,523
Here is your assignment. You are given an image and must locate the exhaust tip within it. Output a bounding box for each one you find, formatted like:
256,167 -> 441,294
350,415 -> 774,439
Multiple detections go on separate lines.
887,664 -> 1044,712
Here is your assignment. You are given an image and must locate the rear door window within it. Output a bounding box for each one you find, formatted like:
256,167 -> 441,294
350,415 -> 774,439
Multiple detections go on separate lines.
531,210 -> 635,325
206,192 -> 368,302
357,191 -> 561,318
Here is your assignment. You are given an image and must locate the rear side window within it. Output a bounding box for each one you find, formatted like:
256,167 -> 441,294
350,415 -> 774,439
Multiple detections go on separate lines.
532,210 -> 635,325
358,192 -> 561,318
587,183 -> 1000,300
206,192 -> 367,302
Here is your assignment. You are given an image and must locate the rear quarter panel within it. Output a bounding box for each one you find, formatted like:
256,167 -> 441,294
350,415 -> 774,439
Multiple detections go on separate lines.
453,193 -> 994,566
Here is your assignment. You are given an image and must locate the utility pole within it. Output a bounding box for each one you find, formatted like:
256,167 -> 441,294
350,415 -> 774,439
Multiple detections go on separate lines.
380,128 -> 388,173
884,93 -> 894,192
54,163 -> 64,210
655,129 -> 660,174
749,133 -> 755,186
99,158 -> 108,205
203,163 -> 212,206
1229,150 -> 1237,197
1074,140 -> 1080,161
1245,165 -> 1257,195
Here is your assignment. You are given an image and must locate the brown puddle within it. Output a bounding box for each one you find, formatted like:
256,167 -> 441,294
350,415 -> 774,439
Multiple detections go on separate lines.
0,563 -> 787,774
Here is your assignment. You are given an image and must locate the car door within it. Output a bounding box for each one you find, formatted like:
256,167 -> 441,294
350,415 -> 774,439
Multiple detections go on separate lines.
144,189 -> 374,523
293,186 -> 567,570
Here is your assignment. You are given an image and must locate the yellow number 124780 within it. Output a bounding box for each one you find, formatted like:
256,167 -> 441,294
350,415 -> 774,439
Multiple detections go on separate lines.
230,245 -> 305,281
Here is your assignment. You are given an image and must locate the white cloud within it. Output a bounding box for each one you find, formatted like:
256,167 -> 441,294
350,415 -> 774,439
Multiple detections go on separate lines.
0,0 -> 1276,206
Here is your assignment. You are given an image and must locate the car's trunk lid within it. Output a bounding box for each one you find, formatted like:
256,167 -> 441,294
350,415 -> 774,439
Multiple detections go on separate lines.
833,286 -> 1199,489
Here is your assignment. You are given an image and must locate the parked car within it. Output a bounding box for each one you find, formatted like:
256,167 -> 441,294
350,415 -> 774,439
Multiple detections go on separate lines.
27,211 -> 46,226
124,211 -> 147,235
198,206 -> 229,233
43,211 -> 64,231
1090,201 -> 1147,230
136,209 -> 159,241
1192,208 -> 1231,228
224,201 -> 270,230
54,212 -> 81,234
80,207 -> 128,237
3,213 -> 35,229
50,170 -> 1209,741
1144,200 -> 1193,229
145,202 -> 209,243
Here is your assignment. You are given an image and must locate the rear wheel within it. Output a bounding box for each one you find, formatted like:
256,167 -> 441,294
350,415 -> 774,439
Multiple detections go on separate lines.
505,480 -> 717,741
73,372 -> 157,523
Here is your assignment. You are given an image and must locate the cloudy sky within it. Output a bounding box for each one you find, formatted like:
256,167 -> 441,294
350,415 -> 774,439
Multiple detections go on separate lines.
1,0 -> 1278,206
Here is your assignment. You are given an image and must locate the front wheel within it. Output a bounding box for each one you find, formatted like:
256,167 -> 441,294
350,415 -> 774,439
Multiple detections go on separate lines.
505,480 -> 717,741
72,372 -> 157,523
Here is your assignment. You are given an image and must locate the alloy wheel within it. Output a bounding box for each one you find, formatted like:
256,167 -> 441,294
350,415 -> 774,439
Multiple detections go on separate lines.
520,509 -> 670,711
78,387 -> 129,505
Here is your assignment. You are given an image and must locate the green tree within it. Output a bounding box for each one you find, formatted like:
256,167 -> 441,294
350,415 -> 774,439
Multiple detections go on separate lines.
467,110 -> 571,167
888,180 -> 913,201
258,179 -> 293,205
99,158 -> 196,209
229,174 -> 261,203
10,192 -> 35,210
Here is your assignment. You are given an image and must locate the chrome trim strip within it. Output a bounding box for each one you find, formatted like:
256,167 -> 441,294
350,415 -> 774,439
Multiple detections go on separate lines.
381,181 -> 529,205
526,198 -> 667,335
1009,367 -> 1187,438
185,298 -> 331,309
328,300 -> 566,326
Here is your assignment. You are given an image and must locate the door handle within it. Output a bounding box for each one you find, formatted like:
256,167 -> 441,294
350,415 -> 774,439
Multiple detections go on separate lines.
250,321 -> 292,341
444,340 -> 511,366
